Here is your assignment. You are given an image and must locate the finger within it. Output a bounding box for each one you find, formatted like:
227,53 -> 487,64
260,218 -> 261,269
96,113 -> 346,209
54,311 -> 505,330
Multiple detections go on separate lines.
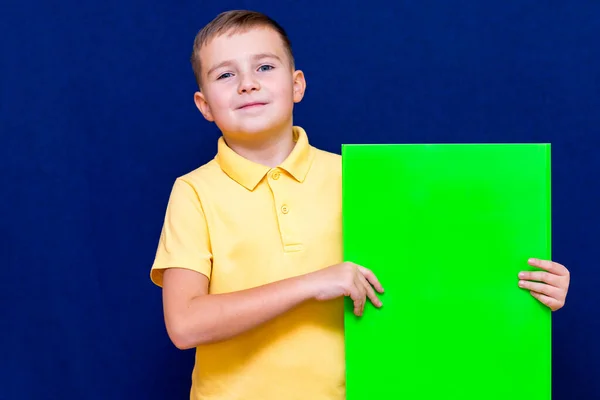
518,271 -> 561,287
518,280 -> 561,298
356,277 -> 367,315
352,294 -> 363,316
360,274 -> 382,307
528,258 -> 569,276
530,291 -> 563,311
350,284 -> 365,316
357,266 -> 384,293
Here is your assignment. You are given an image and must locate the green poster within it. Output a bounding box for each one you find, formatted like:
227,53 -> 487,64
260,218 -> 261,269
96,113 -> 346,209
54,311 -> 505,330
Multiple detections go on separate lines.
342,144 -> 552,399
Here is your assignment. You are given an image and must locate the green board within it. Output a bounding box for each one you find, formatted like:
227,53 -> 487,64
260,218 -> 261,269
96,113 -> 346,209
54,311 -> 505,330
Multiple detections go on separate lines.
342,144 -> 552,399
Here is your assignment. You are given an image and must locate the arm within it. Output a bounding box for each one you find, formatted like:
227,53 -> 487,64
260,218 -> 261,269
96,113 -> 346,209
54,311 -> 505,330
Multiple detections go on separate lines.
162,268 -> 315,349
162,262 -> 384,350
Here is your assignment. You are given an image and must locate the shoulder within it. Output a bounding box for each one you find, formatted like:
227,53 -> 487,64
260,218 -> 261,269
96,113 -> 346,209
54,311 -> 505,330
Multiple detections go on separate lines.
178,158 -> 221,184
163,158 -> 223,207
172,158 -> 223,192
312,146 -> 341,175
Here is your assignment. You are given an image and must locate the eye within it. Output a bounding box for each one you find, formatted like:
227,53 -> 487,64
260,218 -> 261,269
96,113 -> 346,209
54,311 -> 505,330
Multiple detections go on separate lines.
217,72 -> 233,80
258,65 -> 274,72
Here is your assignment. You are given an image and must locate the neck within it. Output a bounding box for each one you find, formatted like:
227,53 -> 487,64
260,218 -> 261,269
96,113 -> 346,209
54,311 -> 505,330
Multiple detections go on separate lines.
223,126 -> 296,168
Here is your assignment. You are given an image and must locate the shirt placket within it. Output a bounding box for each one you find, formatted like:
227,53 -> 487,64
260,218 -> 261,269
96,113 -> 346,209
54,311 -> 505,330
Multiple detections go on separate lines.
267,168 -> 303,252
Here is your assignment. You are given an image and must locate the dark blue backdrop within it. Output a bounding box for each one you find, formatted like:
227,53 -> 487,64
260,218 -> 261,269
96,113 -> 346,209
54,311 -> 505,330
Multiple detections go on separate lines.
2,1 -> 598,399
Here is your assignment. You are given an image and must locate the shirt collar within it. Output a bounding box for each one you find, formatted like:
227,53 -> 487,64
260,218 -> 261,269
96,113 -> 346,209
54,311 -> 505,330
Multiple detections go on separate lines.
215,126 -> 315,191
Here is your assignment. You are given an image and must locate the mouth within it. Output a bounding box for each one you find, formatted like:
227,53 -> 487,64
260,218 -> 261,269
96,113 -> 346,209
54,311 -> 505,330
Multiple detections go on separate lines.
237,102 -> 267,110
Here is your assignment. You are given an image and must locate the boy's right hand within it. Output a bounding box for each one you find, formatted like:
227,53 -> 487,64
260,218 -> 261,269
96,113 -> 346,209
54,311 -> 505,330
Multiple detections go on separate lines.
307,262 -> 384,316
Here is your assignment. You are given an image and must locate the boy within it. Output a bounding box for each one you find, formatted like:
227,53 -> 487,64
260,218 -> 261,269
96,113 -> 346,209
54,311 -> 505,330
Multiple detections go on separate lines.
150,10 -> 571,400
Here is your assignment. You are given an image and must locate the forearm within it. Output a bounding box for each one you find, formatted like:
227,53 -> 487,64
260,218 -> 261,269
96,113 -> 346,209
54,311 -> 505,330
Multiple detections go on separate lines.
170,274 -> 315,349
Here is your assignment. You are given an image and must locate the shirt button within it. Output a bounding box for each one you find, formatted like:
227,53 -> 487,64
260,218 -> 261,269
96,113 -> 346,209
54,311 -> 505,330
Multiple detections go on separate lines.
281,205 -> 289,214
272,171 -> 280,180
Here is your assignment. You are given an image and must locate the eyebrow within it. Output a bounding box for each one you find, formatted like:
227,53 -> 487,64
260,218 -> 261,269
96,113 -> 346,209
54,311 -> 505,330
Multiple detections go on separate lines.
206,52 -> 282,78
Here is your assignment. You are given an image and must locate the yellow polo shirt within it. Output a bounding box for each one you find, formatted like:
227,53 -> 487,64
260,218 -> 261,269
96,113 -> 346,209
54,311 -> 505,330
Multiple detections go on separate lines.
150,126 -> 345,400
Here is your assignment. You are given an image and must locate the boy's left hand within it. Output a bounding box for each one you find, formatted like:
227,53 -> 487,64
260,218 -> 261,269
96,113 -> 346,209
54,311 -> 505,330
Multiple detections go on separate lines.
518,258 -> 570,311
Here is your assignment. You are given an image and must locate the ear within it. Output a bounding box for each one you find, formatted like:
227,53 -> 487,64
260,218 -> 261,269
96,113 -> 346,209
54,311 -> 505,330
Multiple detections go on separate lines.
292,70 -> 306,103
194,91 -> 214,122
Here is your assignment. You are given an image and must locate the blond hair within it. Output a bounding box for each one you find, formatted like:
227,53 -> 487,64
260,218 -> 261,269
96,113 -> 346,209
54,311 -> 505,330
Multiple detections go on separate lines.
190,10 -> 295,89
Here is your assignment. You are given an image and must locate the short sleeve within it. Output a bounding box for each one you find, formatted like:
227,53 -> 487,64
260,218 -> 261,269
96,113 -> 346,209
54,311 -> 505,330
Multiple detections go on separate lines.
150,178 -> 212,287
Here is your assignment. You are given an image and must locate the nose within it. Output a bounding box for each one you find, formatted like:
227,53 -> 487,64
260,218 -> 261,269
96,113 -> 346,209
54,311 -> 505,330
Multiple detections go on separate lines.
237,72 -> 260,94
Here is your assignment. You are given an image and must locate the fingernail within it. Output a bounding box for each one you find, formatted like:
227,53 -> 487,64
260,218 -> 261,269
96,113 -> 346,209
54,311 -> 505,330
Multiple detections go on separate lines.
518,272 -> 525,278
518,280 -> 525,287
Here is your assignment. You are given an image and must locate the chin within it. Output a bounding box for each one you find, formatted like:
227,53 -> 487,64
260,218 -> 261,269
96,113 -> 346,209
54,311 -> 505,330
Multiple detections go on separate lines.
228,118 -> 290,137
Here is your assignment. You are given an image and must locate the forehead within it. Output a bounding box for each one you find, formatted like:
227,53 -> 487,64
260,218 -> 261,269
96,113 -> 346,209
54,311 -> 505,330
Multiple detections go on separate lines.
200,27 -> 288,67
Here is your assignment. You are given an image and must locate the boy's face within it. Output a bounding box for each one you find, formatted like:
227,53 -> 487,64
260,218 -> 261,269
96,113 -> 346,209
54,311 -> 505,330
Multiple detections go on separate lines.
194,27 -> 305,138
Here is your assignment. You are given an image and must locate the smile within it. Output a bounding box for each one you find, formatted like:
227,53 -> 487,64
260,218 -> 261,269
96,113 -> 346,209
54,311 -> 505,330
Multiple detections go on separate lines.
237,102 -> 267,110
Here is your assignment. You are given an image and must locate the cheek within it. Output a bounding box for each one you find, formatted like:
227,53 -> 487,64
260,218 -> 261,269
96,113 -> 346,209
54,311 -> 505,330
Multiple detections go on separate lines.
269,80 -> 294,103
207,91 -> 232,117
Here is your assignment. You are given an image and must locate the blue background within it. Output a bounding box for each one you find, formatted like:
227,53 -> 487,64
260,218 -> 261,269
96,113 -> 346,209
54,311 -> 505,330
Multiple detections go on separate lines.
1,1 -> 598,398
